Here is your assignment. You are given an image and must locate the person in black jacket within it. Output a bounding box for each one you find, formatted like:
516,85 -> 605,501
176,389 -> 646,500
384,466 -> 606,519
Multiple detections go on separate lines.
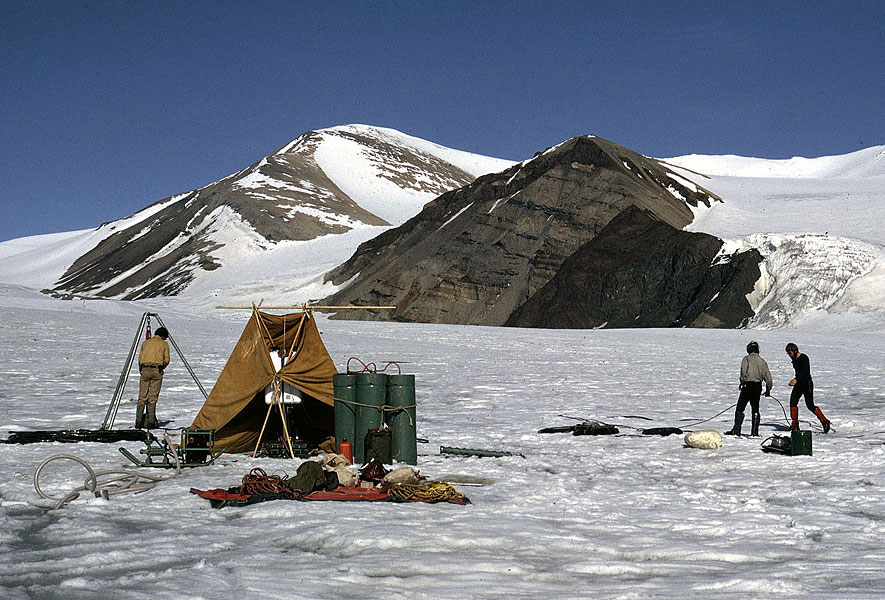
785,343 -> 830,433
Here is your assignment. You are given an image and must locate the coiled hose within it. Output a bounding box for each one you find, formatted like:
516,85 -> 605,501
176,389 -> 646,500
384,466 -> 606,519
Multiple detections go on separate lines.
34,433 -> 182,509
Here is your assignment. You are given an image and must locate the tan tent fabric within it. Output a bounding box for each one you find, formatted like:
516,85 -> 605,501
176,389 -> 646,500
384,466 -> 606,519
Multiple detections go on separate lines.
191,310 -> 337,453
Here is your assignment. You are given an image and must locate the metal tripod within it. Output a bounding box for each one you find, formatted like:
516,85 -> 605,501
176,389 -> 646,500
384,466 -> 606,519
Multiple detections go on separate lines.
101,312 -> 209,430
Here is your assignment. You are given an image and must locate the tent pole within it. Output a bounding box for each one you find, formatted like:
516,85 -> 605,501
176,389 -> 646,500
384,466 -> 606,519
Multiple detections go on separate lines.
284,313 -> 308,364
252,305 -> 276,349
252,383 -> 278,458
101,312 -> 148,430
276,381 -> 296,460
252,379 -> 295,459
154,314 -> 208,400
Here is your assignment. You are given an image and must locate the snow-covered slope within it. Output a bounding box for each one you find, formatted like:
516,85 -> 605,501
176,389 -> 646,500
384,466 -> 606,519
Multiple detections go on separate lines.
310,125 -> 514,225
669,147 -> 885,327
667,145 -> 885,179
0,125 -> 514,299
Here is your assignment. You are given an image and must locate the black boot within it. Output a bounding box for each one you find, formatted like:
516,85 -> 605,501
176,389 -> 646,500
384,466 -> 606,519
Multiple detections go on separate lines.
725,411 -> 744,435
135,404 -> 145,429
146,403 -> 159,429
751,413 -> 760,437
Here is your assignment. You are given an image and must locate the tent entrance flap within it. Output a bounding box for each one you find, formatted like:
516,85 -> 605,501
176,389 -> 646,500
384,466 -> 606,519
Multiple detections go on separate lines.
190,310 -> 337,453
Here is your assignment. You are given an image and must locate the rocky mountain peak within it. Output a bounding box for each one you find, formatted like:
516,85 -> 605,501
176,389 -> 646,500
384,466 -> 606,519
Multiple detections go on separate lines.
46,125 -> 500,300
323,134 -> 722,326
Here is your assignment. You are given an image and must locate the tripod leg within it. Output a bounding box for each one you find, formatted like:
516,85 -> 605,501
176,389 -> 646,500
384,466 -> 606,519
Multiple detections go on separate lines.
252,394 -> 277,458
103,313 -> 147,430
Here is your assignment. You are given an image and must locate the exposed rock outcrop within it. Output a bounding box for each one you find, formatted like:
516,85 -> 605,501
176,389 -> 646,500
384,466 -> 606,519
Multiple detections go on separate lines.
506,206 -> 763,329
324,135 -> 721,325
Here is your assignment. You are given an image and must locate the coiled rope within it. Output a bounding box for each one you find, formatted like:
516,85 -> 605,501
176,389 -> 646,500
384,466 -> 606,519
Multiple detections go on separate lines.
386,481 -> 467,503
34,433 -> 182,509
234,467 -> 294,496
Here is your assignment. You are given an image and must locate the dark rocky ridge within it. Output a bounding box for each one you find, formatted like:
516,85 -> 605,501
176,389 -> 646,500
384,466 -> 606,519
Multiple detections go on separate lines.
506,206 -> 763,329
323,135 -> 722,326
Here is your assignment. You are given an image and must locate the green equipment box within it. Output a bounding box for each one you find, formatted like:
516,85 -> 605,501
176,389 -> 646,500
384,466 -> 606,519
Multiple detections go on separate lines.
790,430 -> 812,456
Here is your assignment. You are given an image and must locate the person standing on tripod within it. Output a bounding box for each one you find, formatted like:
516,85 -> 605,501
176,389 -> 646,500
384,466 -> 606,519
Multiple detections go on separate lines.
137,327 -> 170,429
785,343 -> 831,433
726,341 -> 772,437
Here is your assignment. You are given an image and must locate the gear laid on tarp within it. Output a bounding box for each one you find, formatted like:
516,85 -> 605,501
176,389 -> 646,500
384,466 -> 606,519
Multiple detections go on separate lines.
190,481 -> 470,508
189,458 -> 470,508
2,429 -> 149,444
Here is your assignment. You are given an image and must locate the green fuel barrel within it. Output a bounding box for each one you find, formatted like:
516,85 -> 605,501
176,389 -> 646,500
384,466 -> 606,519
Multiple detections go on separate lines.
332,373 -> 357,452
386,374 -> 417,465
354,372 -> 387,464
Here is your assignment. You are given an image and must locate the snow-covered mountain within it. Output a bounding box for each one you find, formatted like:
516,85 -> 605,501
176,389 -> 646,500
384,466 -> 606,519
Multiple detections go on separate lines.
0,125 -> 512,300
666,148 -> 885,328
0,130 -> 881,328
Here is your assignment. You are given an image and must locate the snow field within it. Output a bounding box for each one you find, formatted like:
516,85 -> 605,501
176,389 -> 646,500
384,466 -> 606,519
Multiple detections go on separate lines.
2,286 -> 885,598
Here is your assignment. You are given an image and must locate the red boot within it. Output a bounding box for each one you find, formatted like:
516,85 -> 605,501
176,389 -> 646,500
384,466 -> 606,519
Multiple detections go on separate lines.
814,407 -> 831,433
790,406 -> 800,431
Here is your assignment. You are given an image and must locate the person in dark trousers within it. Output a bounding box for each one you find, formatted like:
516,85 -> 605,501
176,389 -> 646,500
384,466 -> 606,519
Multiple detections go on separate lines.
726,341 -> 772,436
137,327 -> 170,429
785,343 -> 830,433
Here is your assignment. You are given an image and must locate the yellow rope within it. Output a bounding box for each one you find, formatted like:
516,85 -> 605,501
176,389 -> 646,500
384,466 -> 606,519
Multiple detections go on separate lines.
386,481 -> 467,503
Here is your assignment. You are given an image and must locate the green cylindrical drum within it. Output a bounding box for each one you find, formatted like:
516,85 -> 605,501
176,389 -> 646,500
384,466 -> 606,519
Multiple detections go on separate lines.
386,374 -> 417,465
354,372 -> 387,464
333,373 -> 357,451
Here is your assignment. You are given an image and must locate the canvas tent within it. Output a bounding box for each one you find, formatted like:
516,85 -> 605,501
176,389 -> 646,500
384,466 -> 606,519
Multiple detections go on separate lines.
191,309 -> 337,453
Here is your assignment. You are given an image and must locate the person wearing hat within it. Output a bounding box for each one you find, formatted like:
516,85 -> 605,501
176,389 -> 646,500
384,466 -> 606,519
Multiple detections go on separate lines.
726,341 -> 772,437
137,327 -> 170,429
785,343 -> 831,433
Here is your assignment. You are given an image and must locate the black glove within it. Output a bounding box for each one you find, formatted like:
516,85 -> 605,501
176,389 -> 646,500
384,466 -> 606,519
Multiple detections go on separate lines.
764,389 -> 771,397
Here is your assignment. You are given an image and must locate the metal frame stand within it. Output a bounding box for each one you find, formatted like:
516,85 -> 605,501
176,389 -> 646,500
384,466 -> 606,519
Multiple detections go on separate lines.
101,312 -> 209,430
251,379 -> 296,459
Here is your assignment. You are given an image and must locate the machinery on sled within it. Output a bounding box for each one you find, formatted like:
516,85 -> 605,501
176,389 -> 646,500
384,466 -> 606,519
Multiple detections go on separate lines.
119,428 -> 226,468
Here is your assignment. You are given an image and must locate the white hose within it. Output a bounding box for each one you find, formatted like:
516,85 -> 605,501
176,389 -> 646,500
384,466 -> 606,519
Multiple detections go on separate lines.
34,433 -> 182,509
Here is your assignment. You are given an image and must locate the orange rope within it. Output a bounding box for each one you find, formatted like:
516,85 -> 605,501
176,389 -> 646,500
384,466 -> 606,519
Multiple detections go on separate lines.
234,468 -> 294,496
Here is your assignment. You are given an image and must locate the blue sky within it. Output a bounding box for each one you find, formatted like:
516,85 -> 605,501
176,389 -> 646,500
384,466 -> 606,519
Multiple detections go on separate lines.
1,1 -> 882,242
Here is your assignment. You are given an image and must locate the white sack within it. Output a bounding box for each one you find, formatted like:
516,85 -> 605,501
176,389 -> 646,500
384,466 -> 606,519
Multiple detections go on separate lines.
684,429 -> 723,449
